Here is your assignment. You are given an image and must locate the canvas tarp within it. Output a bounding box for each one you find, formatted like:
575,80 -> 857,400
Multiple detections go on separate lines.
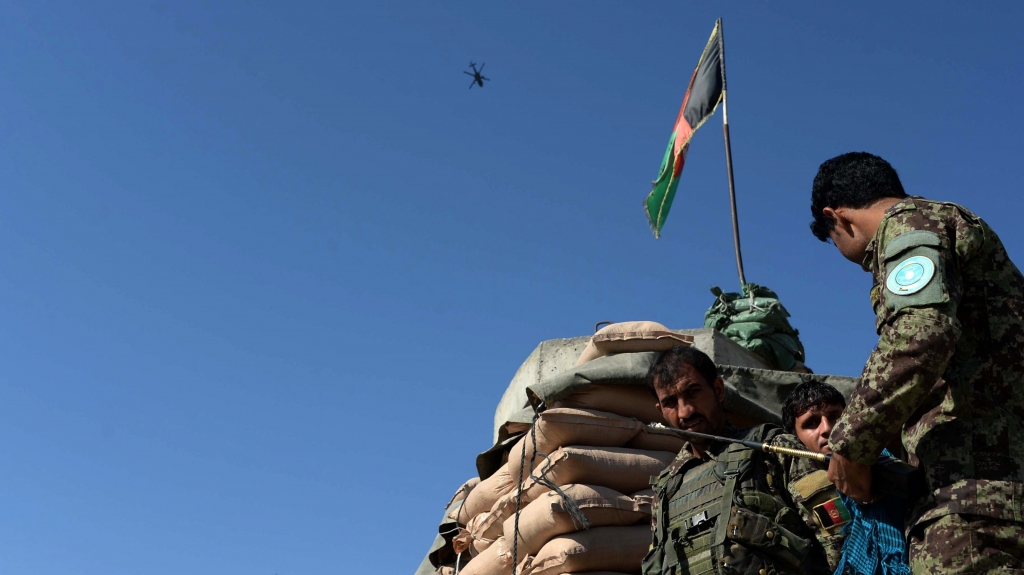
718,364 -> 858,414
525,352 -> 782,430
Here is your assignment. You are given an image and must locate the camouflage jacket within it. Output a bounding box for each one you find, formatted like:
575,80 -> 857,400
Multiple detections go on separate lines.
829,197 -> 1024,527
648,424 -> 847,572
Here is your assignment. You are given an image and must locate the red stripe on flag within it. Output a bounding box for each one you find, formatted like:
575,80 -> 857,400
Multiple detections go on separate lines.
823,500 -> 843,524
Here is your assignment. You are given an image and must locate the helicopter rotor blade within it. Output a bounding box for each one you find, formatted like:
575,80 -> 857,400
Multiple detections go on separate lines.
463,71 -> 475,77
481,76 -> 490,81
468,79 -> 476,89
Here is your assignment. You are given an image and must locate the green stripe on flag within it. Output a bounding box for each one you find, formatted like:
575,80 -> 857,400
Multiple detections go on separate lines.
644,132 -> 681,238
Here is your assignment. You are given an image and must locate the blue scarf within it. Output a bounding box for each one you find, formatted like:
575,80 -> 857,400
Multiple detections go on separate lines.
831,454 -> 911,575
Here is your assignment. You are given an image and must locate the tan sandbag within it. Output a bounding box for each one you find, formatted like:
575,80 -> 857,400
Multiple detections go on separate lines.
460,464 -> 516,522
473,536 -> 493,556
575,321 -> 693,365
505,409 -> 644,492
457,536 -> 512,575
625,424 -> 687,453
465,511 -> 502,552
528,446 -> 675,496
453,528 -> 473,554
551,385 -> 667,426
486,446 -> 675,528
471,478 -> 567,543
497,485 -> 652,562
518,525 -> 652,575
447,477 -> 483,510
453,526 -> 494,557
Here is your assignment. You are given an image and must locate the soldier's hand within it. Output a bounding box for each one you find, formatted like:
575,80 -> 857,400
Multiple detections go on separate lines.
827,451 -> 874,503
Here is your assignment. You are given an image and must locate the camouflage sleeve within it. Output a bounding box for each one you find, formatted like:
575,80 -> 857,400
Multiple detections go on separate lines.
773,434 -> 847,570
830,210 -> 975,465
831,309 -> 960,464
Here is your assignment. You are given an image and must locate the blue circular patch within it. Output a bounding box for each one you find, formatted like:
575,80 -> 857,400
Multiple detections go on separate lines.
886,255 -> 935,295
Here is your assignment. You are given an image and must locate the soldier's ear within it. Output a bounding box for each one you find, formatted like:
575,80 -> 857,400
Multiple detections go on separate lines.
823,207 -> 854,237
713,377 -> 726,402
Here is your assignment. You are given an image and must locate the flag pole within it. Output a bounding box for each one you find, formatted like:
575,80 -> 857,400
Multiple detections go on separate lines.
718,19 -> 747,288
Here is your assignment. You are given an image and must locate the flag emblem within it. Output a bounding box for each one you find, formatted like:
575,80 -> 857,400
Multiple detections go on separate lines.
813,497 -> 852,530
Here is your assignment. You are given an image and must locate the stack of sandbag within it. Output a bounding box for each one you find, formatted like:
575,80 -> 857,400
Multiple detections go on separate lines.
442,407 -> 685,575
421,321 -> 786,575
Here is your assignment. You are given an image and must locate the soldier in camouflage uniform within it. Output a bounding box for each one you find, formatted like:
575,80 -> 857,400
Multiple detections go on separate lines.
809,152 -> 1024,573
642,346 -> 848,575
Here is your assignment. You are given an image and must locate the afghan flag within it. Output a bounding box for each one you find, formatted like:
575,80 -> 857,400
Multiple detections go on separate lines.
644,19 -> 726,238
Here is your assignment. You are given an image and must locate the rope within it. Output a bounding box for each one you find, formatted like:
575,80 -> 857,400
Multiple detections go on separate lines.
510,407 -> 592,574
510,408 -> 539,575
453,551 -> 463,575
525,454 -> 591,530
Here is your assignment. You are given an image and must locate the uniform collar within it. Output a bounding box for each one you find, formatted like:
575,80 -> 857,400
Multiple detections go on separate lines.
862,196 -> 918,270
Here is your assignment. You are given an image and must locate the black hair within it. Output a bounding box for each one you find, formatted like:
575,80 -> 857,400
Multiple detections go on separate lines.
646,345 -> 719,398
809,152 -> 908,242
781,381 -> 846,434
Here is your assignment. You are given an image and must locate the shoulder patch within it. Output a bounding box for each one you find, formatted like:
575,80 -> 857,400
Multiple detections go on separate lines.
885,255 -> 935,296
879,230 -> 949,311
792,469 -> 833,499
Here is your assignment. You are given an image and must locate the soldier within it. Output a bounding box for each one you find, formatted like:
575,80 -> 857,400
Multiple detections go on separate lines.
642,346 -> 846,575
809,151 -> 1024,573
783,381 -> 910,575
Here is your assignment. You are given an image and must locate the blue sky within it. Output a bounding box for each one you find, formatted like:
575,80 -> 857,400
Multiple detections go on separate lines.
1,2 -> 1022,573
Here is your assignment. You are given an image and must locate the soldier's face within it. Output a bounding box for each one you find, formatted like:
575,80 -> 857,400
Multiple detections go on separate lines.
794,402 -> 844,455
653,365 -> 727,437
829,227 -> 870,265
823,207 -> 872,267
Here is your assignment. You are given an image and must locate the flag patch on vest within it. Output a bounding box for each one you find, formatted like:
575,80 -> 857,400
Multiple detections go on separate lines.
813,497 -> 851,529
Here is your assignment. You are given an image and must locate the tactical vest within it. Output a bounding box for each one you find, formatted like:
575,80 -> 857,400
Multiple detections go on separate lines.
642,425 -> 829,575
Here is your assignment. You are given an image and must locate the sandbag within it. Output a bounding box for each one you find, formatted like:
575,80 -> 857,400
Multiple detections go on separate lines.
446,477 -> 482,510
575,321 -> 693,365
497,485 -> 652,562
460,464 -> 516,522
529,446 -> 675,496
518,526 -> 652,575
505,409 -> 644,492
467,507 -> 505,543
470,500 -> 523,543
453,526 -> 493,557
550,385 -> 667,426
485,446 -> 675,529
458,536 -> 513,575
624,424 -> 688,453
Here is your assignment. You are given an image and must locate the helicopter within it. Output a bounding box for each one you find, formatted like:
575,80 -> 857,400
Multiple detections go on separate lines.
463,62 -> 490,89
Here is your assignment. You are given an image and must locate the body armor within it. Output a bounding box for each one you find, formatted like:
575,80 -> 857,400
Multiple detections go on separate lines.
642,425 -> 829,575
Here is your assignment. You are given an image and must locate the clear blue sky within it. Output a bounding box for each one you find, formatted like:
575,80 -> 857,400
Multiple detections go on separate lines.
2,2 -> 1022,573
